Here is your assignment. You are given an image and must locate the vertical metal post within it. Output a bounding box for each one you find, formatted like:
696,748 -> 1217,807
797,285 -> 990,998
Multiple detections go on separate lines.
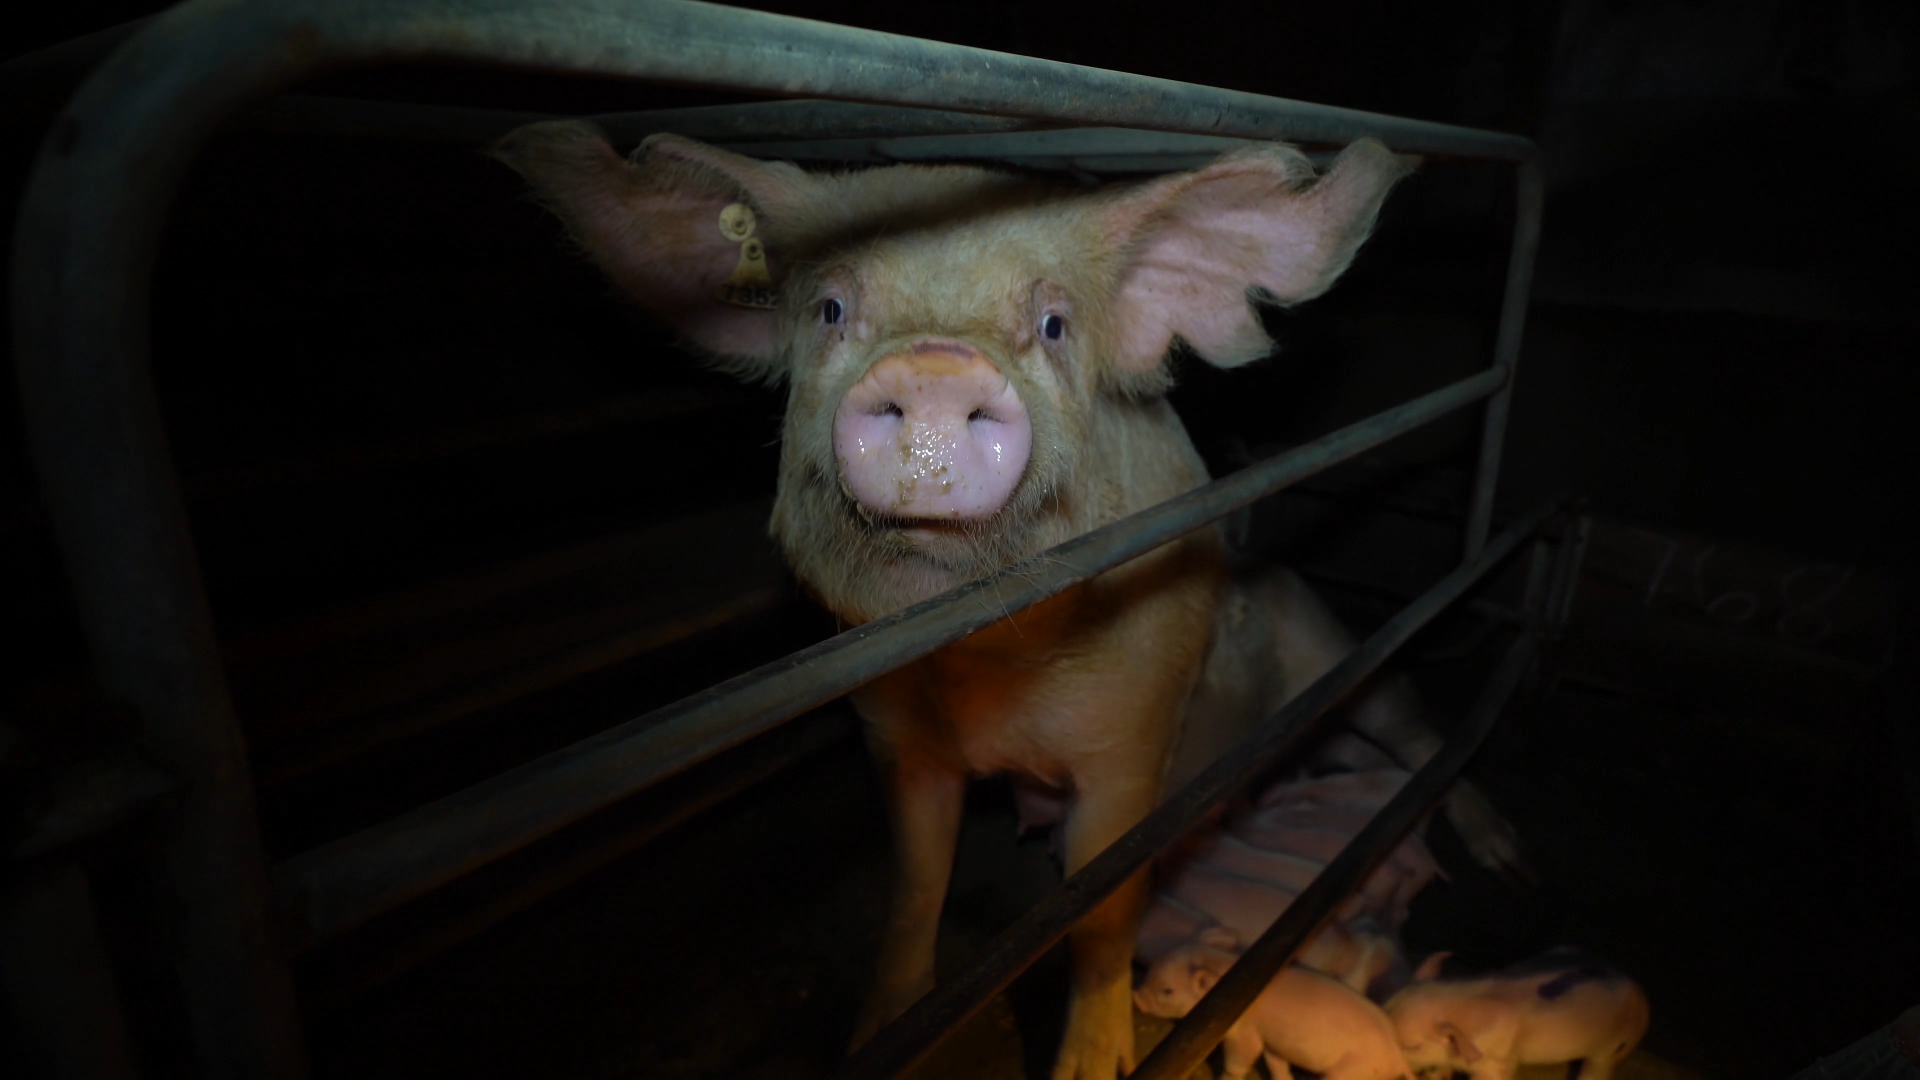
0,863 -> 142,1079
10,406 -> 309,1077
12,69 -> 311,1074
1464,158 -> 1546,559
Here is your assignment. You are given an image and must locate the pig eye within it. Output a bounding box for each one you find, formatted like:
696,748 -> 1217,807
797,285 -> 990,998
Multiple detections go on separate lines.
1041,313 -> 1065,341
821,297 -> 844,325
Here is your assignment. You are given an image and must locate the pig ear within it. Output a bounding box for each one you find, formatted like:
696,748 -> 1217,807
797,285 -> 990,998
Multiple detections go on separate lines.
1105,139 -> 1412,375
489,122 -> 807,380
1412,951 -> 1452,983
1438,1022 -> 1483,1064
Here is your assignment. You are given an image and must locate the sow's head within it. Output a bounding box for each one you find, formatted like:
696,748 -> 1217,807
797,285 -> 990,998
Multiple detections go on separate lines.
491,123 -> 1409,622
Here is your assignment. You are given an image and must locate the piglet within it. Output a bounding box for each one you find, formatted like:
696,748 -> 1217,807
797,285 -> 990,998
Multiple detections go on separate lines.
1136,928 -> 1415,1080
1384,949 -> 1651,1080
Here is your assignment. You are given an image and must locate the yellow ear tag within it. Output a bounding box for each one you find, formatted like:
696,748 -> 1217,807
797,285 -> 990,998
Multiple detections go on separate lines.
716,203 -> 779,310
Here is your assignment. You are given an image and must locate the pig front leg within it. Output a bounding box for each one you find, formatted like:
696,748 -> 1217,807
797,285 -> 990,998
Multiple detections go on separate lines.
1577,1057 -> 1619,1080
850,737 -> 967,1050
1208,1017 -> 1263,1080
1441,781 -> 1533,884
1463,1057 -> 1518,1080
1053,776 -> 1163,1079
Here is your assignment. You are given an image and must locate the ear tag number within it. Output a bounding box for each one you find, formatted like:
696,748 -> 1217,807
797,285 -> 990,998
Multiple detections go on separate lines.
716,202 -> 780,310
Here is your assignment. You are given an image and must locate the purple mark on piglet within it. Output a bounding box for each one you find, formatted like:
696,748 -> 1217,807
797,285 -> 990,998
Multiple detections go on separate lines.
1536,965 -> 1609,1001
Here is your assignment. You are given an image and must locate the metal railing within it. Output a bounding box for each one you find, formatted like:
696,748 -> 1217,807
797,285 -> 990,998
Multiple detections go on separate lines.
836,508 -> 1561,1080
8,2 -> 1546,1077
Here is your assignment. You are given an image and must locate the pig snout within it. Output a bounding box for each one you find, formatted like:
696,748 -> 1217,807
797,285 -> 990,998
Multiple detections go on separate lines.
832,340 -> 1032,521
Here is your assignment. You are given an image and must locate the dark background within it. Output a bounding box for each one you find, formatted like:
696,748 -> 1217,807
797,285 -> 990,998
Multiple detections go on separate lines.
3,1 -> 1916,1077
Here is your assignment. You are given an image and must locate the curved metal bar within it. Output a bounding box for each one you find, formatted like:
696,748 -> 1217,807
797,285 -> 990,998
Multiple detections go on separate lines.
835,504 -> 1555,1080
11,2 -> 1540,1072
1464,158 -> 1548,558
1132,629 -> 1542,1080
271,369 -> 1503,954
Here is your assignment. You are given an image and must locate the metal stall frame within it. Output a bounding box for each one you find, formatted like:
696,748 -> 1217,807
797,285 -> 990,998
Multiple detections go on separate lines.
8,1 -> 1548,1077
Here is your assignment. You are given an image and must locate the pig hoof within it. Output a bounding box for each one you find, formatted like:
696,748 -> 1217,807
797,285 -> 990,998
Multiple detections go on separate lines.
1447,783 -> 1538,886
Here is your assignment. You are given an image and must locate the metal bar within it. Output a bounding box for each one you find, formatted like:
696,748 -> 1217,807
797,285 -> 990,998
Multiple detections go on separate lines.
1464,159 -> 1547,558
835,503 -> 1554,1080
1292,566 -> 1524,628
1551,513 -> 1594,631
593,100 -> 1055,144
13,4 -> 1537,1072
300,707 -> 857,1015
8,752 -> 177,861
1133,628 -> 1542,1080
716,127 -> 1283,167
270,369 -> 1503,952
233,95 -> 1056,145
0,17 -> 152,128
232,96 -> 1304,173
0,863 -> 143,1080
233,93 -> 1329,174
254,583 -> 789,789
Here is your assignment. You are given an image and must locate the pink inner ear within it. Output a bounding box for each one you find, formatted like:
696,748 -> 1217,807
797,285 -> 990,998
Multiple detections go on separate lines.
600,148 -> 782,362
1109,141 -> 1406,375
490,122 -> 783,367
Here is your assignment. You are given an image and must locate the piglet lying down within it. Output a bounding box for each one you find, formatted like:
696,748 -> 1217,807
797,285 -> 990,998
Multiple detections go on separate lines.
1385,949 -> 1650,1080
1137,768 -> 1442,1003
493,119 -> 1524,1079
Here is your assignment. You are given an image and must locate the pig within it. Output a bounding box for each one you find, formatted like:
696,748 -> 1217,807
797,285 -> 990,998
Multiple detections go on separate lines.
1255,768 -> 1412,811
1136,928 -> 1415,1080
491,120 -> 1524,1079
1136,890 -> 1399,996
1384,949 -> 1651,1080
1166,845 -> 1394,932
1230,820 -> 1438,928
1163,770 -> 1442,932
1191,828 -> 1427,927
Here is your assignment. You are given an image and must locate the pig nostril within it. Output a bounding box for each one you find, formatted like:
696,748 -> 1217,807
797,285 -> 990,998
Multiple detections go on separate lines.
967,408 -> 987,423
878,402 -> 904,419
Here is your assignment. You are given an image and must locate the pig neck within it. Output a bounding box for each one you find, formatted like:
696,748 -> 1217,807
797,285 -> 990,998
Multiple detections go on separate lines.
852,395 -> 1226,784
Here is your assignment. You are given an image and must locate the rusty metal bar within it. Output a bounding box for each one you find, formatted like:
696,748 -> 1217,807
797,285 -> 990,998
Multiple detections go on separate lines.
1464,159 -> 1547,559
271,369 -> 1504,953
834,502 -> 1556,1080
1132,628 -> 1542,1080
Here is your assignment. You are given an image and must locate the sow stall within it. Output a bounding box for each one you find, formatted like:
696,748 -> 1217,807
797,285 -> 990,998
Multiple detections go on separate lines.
6,2 -> 1575,1077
